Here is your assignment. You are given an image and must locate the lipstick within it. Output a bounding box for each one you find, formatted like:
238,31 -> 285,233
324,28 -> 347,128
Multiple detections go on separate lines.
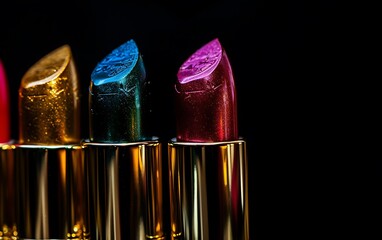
0,59 -> 17,239
0,59 -> 10,143
83,39 -> 165,239
168,38 -> 249,239
14,45 -> 89,239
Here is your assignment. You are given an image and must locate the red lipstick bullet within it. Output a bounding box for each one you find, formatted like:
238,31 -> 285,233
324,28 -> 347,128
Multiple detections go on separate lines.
0,59 -> 10,143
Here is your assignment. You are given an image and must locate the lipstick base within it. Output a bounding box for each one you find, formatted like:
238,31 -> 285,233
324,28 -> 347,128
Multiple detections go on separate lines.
83,139 -> 165,240
13,144 -> 89,240
1,144 -> 17,240
168,139 -> 249,240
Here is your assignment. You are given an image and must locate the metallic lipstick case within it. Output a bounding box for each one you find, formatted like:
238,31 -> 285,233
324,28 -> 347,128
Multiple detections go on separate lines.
14,145 -> 89,240
0,144 -> 17,240
83,139 -> 165,239
168,140 -> 249,240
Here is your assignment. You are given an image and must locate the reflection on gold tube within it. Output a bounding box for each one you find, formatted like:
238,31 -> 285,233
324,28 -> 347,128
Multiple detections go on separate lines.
84,140 -> 164,240
14,145 -> 89,240
1,145 -> 17,240
168,140 -> 249,240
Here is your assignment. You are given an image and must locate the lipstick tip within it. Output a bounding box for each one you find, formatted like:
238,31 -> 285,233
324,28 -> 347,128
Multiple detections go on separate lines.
18,44 -> 80,145
20,44 -> 72,89
89,39 -> 150,142
0,59 -> 10,143
91,39 -> 140,86
177,38 -> 221,84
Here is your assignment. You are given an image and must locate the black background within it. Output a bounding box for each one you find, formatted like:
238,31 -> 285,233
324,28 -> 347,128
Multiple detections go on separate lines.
1,0 -> 357,239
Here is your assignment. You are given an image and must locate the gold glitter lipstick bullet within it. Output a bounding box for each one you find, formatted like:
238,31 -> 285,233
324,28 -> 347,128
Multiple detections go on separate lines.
19,45 -> 80,145
14,45 -> 89,239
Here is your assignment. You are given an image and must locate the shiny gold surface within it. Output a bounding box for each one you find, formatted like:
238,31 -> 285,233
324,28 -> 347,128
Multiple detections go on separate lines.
0,145 -> 17,240
18,44 -> 80,145
84,140 -> 165,240
14,145 -> 89,240
168,140 -> 249,240
0,224 -> 18,240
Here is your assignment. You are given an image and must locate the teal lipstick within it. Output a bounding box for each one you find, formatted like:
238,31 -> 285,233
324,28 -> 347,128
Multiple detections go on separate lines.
89,39 -> 150,142
85,39 -> 164,240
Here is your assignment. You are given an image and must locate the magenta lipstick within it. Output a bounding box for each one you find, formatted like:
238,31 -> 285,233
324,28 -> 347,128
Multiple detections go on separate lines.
0,59 -> 17,239
175,38 -> 238,142
168,38 -> 249,239
83,39 -> 165,239
0,59 -> 10,143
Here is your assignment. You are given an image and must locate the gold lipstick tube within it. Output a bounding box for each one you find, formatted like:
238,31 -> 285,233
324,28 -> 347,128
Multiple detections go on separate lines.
14,44 -> 89,239
0,144 -> 17,240
83,139 -> 165,240
168,139 -> 249,240
13,145 -> 89,240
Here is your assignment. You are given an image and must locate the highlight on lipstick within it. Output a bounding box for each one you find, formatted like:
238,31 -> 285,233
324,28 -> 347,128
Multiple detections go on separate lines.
0,59 -> 10,143
175,38 -> 238,142
18,44 -> 80,145
89,39 -> 150,142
